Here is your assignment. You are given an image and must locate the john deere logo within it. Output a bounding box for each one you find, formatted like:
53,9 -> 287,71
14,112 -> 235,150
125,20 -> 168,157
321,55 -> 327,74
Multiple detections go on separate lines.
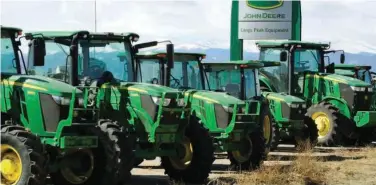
247,0 -> 284,10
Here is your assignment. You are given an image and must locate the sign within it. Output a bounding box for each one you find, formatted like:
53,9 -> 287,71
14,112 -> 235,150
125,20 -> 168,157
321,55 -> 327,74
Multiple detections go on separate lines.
230,0 -> 301,60
238,0 -> 292,40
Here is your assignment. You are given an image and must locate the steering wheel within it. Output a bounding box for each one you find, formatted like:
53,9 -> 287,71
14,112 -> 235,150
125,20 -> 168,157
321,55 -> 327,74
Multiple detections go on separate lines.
170,75 -> 182,88
151,78 -> 159,84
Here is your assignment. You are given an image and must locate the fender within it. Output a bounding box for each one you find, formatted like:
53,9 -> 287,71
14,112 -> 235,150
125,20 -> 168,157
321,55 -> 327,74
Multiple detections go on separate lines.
259,76 -> 276,92
320,96 -> 351,119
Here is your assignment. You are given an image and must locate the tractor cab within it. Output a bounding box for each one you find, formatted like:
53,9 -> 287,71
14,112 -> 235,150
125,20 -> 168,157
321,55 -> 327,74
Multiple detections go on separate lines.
25,31 -> 138,86
327,64 -> 373,85
1,26 -> 24,76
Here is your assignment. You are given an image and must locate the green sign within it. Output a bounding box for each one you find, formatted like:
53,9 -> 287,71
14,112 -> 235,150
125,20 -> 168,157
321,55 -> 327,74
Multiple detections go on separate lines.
247,0 -> 284,10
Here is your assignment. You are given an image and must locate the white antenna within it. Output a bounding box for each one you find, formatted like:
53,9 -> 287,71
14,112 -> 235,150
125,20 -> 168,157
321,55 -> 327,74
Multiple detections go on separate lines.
94,0 -> 97,32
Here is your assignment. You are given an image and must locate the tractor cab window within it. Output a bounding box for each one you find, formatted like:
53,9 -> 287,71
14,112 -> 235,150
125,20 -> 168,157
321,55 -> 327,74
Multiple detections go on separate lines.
1,30 -> 18,74
137,59 -> 161,84
259,48 -> 289,93
205,65 -> 257,99
78,39 -> 133,82
169,55 -> 203,90
292,48 -> 321,94
28,40 -> 70,81
357,69 -> 372,84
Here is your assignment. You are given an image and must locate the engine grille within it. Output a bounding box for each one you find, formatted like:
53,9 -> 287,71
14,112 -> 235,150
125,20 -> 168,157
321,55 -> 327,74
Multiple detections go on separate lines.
39,93 -> 69,132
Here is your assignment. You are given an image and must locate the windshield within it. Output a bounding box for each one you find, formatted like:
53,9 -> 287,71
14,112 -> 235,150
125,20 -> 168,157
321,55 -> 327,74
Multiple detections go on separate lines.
259,48 -> 289,92
357,69 -> 372,84
28,40 -> 70,79
137,59 -> 161,84
205,66 -> 257,99
294,49 -> 321,73
1,30 -> 17,74
169,55 -> 203,89
78,39 -> 132,82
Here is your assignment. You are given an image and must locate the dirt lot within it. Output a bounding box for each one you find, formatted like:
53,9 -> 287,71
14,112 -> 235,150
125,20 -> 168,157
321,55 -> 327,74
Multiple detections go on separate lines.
128,144 -> 376,185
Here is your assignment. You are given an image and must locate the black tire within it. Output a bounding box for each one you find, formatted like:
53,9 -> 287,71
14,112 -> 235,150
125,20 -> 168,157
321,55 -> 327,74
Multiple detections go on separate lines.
260,103 -> 279,151
1,124 -> 46,185
294,116 -> 319,151
228,127 -> 266,171
161,117 -> 214,184
50,120 -> 134,185
133,158 -> 144,167
305,101 -> 357,146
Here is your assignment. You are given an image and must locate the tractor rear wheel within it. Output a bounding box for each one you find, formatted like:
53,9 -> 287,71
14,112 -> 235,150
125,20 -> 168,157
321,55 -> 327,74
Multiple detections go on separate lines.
161,117 -> 214,184
50,120 -> 134,185
260,104 -> 279,152
228,127 -> 266,171
1,124 -> 46,185
306,102 -> 356,146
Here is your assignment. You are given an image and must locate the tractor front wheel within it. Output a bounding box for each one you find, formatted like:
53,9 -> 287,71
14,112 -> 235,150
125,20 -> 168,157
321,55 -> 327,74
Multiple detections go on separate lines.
161,117 -> 214,184
50,120 -> 134,185
294,117 -> 319,151
260,104 -> 279,152
1,125 -> 46,185
306,102 -> 354,146
228,129 -> 266,171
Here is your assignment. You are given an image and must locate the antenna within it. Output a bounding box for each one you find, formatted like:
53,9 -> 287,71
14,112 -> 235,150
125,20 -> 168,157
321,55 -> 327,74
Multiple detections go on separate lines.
94,0 -> 97,32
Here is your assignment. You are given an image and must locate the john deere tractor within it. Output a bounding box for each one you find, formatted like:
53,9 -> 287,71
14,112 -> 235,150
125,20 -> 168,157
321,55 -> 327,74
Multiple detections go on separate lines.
1,26 -> 132,185
131,51 -> 269,170
255,40 -> 376,146
202,60 -> 318,150
24,31 -> 214,184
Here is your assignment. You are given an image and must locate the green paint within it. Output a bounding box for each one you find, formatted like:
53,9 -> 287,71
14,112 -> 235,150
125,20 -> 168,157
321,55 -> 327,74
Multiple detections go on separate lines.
135,52 -> 262,153
24,30 -> 193,162
255,40 -> 376,141
246,0 -> 284,10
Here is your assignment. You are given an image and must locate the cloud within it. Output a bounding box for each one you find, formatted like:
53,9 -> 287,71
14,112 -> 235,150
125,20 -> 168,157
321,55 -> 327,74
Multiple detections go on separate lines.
1,0 -> 376,54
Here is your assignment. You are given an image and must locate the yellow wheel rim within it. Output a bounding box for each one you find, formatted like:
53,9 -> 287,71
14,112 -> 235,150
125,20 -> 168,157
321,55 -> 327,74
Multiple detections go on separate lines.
263,115 -> 271,144
231,135 -> 252,163
312,112 -> 331,138
1,144 -> 22,185
60,149 -> 94,185
169,137 -> 193,170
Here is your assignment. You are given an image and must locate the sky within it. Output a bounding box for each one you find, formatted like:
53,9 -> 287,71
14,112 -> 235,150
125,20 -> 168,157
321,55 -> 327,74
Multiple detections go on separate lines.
1,0 -> 376,54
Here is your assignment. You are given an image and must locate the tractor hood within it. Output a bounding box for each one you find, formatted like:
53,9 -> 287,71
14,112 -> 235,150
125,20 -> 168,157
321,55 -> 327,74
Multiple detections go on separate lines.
182,89 -> 245,106
1,75 -> 81,96
110,82 -> 183,98
262,92 -> 305,104
315,73 -> 371,87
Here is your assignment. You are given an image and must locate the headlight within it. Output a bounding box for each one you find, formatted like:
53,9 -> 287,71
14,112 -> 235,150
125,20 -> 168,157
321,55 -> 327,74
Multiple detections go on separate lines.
351,86 -> 366,92
152,97 -> 171,106
176,98 -> 186,107
301,104 -> 307,108
222,106 -> 234,113
368,87 -> 373,92
52,95 -> 71,105
290,103 -> 299,108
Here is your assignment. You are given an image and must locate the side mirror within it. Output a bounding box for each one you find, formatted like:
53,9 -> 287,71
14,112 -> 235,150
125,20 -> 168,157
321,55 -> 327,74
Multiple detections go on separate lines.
340,53 -> 345,64
134,41 -> 158,53
280,51 -> 287,62
166,43 -> 174,69
31,38 -> 46,66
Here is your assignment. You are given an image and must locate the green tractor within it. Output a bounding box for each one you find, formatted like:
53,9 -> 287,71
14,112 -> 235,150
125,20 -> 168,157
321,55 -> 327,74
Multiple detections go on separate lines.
24,31 -> 214,184
329,64 -> 376,110
1,27 -> 131,185
202,60 -> 318,150
255,40 -> 376,146
131,51 -> 270,170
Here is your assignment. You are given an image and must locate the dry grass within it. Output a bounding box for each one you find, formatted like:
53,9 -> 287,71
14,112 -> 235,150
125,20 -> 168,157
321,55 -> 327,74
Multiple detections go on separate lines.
208,142 -> 376,185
